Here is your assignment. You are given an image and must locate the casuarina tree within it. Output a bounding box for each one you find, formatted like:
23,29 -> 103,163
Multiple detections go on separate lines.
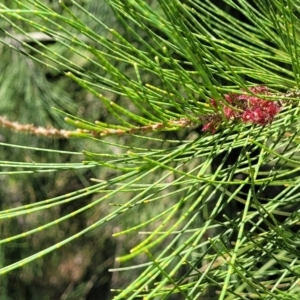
0,1 -> 300,299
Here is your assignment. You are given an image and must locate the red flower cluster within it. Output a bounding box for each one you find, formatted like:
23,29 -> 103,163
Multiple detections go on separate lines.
202,86 -> 281,133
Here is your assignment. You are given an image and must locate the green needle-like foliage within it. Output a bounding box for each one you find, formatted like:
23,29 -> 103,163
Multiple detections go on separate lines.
1,0 -> 300,299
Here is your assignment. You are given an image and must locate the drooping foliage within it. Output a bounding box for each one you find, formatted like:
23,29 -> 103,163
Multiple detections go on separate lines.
1,1 -> 300,299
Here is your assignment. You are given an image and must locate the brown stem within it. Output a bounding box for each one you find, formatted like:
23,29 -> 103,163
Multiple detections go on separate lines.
0,116 -> 72,139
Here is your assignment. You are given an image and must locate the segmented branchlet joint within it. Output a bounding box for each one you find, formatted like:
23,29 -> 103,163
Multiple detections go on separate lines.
201,86 -> 299,134
91,118 -> 197,137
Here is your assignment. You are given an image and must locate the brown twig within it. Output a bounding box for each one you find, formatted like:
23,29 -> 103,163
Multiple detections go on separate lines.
0,116 -> 73,139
